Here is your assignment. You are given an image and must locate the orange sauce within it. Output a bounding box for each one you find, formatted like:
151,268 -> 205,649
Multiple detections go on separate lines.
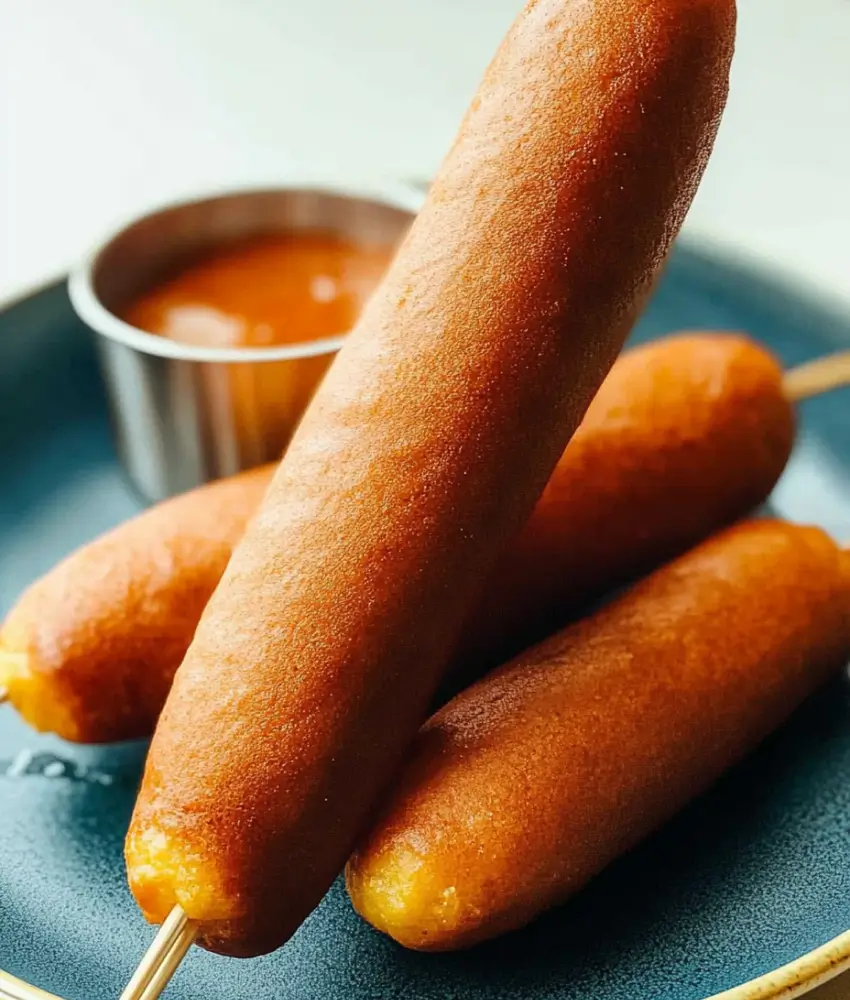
123,232 -> 393,349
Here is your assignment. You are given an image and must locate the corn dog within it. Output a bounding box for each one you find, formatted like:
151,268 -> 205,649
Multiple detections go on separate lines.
455,330 -> 793,676
0,466 -> 271,741
2,331 -> 784,742
123,0 -> 735,957
347,519 -> 850,951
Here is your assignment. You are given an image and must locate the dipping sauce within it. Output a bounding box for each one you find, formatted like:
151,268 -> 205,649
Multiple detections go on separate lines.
122,232 -> 393,349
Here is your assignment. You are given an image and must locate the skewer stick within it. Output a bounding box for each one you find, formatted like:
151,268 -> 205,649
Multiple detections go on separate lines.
133,920 -> 198,1000
119,907 -> 196,1000
0,689 -> 7,706
783,350 -> 850,402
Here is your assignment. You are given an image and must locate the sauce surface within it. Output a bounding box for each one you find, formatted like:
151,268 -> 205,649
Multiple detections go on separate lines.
123,232 -> 393,349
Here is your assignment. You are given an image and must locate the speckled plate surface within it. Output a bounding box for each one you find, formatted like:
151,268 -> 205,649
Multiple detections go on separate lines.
3,246 -> 850,1000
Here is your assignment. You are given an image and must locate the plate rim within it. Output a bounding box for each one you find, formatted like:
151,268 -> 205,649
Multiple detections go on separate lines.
707,928 -> 850,999
2,921 -> 850,1000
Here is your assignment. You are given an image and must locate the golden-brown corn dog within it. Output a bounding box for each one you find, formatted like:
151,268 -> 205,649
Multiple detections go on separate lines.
0,466 -> 271,742
454,331 -> 793,678
126,0 -> 735,956
347,519 -> 850,951
2,332 -> 784,742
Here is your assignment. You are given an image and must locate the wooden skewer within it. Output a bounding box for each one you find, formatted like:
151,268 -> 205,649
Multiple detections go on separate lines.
0,688 -> 7,706
783,350 -> 850,402
119,907 -> 196,1000
133,918 -> 197,1000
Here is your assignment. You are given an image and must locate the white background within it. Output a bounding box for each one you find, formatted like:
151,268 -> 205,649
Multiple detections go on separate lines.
1,0 -> 849,310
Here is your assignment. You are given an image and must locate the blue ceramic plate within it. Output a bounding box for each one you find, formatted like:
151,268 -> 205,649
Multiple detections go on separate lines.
3,247 -> 850,1000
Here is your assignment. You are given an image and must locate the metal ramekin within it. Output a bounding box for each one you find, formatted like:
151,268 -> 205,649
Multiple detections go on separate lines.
69,183 -> 421,503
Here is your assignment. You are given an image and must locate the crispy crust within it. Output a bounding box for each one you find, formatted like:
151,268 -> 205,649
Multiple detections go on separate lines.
0,466 -> 272,741
123,0 -> 735,955
458,331 -> 794,676
347,520 -> 850,950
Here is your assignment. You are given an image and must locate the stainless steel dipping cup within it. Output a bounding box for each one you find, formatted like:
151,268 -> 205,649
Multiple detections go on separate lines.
69,184 -> 420,503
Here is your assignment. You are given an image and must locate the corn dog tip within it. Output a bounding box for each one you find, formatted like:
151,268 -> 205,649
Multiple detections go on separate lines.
127,827 -> 234,928
346,773 -> 516,952
345,844 -> 455,952
0,646 -> 80,740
